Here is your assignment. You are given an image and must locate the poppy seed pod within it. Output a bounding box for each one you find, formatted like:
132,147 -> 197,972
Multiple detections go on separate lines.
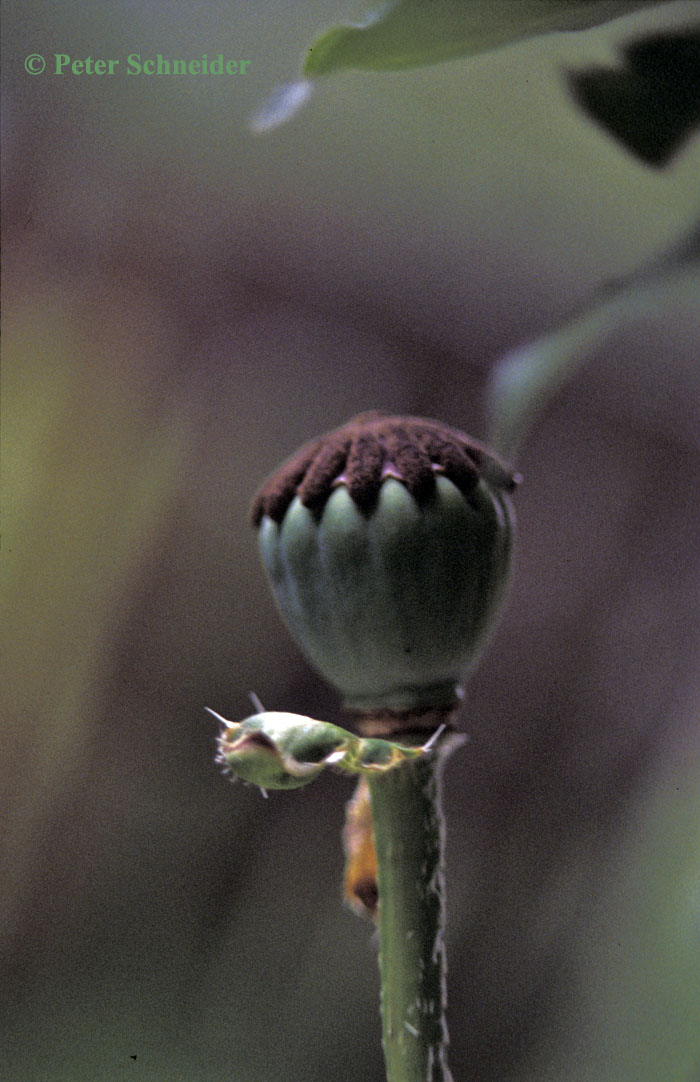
251,412 -> 518,716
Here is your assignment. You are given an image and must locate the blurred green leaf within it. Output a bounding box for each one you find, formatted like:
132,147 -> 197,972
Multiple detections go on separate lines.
568,27 -> 700,165
487,218 -> 700,457
303,0 -> 661,76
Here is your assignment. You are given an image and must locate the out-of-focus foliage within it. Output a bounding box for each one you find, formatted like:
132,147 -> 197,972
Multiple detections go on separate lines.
256,0 -> 674,131
488,216 -> 700,455
303,0 -> 662,74
568,26 -> 700,164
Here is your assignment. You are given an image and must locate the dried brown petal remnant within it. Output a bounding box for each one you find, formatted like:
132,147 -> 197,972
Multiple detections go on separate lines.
251,412 -> 518,526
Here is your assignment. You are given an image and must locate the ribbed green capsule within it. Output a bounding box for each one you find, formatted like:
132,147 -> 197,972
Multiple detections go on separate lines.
252,413 -> 517,714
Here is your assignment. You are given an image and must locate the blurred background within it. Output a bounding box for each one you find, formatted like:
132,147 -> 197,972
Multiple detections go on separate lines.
2,2 -> 699,1080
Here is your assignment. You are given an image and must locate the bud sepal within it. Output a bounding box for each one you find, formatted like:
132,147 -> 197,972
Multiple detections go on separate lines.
212,707 -> 444,791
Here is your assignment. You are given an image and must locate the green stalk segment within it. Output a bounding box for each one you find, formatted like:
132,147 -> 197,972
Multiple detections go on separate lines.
368,751 -> 453,1082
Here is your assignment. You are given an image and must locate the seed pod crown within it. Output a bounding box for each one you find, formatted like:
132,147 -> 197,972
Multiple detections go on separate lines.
252,411 -> 517,525
252,412 -> 518,715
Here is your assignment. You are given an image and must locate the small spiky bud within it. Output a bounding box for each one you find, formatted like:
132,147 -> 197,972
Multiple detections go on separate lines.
213,708 -> 441,790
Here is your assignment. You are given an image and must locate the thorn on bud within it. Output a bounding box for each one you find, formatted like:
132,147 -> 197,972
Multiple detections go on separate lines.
422,724 -> 447,752
205,706 -> 231,725
249,691 -> 266,713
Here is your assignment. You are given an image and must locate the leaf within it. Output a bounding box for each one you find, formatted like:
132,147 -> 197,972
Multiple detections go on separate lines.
302,0 -> 662,77
487,218 -> 700,457
567,27 -> 700,165
212,708 -> 438,790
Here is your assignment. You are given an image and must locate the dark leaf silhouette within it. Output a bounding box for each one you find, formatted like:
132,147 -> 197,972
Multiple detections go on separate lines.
568,28 -> 700,165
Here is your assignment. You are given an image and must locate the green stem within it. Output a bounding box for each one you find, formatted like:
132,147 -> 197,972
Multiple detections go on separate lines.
368,748 -> 453,1082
